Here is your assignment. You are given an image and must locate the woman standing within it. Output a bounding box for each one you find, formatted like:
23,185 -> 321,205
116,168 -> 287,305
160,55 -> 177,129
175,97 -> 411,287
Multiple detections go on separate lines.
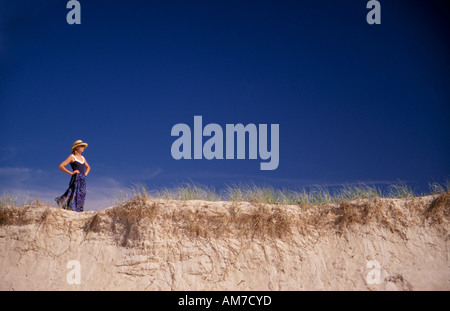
56,140 -> 90,212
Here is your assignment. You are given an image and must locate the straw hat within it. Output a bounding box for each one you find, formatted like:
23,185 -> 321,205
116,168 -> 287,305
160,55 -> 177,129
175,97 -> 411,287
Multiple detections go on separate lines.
71,140 -> 88,150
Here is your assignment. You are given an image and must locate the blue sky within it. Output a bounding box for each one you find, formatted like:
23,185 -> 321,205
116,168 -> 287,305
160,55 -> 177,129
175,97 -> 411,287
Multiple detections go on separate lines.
1,0 -> 449,210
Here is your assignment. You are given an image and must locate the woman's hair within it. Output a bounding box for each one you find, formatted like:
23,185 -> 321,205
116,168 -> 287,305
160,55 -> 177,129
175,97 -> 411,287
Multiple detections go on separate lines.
72,145 -> 84,155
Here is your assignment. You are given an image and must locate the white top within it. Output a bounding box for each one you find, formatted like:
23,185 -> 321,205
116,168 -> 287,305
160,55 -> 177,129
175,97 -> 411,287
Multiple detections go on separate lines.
72,154 -> 85,164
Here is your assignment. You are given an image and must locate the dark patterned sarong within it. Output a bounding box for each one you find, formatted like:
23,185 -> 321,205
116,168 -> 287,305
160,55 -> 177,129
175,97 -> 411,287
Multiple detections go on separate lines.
55,173 -> 86,212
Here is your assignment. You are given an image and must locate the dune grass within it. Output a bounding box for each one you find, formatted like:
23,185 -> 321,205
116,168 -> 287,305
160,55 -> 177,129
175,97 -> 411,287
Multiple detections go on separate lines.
0,191 -> 18,208
154,180 -> 221,201
114,179 -> 449,206
105,181 -> 450,241
222,181 -> 413,204
1,180 -> 448,210
0,191 -> 45,208
1,181 -> 449,242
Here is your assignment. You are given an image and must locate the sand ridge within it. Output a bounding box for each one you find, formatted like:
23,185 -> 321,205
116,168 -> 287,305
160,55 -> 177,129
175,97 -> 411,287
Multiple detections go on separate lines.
0,193 -> 449,290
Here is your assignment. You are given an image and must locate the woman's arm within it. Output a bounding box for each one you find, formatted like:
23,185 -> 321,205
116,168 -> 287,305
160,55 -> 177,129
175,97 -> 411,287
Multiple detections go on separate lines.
84,159 -> 90,176
58,155 -> 78,175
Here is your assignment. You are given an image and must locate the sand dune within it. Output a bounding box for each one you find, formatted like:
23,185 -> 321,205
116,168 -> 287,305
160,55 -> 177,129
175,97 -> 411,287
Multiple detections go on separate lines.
0,193 -> 449,290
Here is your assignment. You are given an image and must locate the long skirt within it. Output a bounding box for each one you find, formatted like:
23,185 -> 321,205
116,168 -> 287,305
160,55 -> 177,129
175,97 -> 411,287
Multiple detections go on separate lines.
55,173 -> 86,212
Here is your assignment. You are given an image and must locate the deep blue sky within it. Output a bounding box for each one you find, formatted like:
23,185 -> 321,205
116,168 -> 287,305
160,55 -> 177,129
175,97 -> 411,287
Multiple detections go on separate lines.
1,0 -> 449,210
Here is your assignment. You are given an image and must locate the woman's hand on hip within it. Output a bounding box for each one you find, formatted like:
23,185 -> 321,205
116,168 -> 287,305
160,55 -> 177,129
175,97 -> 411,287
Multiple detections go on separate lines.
72,170 -> 80,175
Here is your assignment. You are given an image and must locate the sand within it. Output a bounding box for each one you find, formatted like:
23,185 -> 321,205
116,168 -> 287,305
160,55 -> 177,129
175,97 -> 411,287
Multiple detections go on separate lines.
0,194 -> 449,290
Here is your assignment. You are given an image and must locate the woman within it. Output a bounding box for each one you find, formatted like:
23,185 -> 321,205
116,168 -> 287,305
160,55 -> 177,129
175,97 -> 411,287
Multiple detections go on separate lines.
55,140 -> 91,212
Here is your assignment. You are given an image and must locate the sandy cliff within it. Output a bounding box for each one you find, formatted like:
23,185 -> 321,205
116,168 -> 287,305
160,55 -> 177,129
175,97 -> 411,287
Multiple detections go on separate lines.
1,193 -> 449,290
